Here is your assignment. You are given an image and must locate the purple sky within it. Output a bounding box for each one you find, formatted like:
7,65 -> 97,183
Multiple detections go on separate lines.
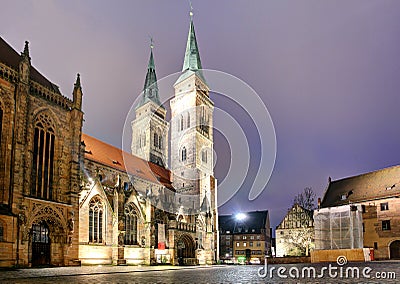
2,1 -> 400,228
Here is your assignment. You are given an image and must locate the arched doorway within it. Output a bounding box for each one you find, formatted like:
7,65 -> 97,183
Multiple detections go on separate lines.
390,240 -> 400,259
177,234 -> 195,265
31,221 -> 51,266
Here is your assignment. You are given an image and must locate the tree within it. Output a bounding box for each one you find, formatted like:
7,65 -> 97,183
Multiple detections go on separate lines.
293,187 -> 317,211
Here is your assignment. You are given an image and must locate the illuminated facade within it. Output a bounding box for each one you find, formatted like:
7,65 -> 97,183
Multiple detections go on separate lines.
0,38 -> 83,267
78,12 -> 218,265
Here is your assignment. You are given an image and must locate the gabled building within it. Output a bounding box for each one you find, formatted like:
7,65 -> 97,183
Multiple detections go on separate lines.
219,211 -> 270,264
275,204 -> 314,257
318,165 -> 400,260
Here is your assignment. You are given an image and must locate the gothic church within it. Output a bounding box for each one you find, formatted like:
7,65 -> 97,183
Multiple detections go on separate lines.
0,12 -> 218,267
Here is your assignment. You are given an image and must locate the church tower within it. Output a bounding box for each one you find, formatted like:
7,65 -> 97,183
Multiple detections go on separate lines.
170,10 -> 215,213
132,42 -> 169,167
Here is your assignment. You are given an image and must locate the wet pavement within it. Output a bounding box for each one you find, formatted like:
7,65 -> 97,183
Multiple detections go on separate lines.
0,261 -> 398,283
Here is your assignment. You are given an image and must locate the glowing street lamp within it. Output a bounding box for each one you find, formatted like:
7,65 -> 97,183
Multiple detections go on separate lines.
235,213 -> 247,221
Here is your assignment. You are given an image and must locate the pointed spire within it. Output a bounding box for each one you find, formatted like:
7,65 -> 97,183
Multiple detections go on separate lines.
75,73 -> 81,88
22,41 -> 30,58
182,11 -> 202,72
175,5 -> 206,85
73,73 -> 83,109
136,40 -> 164,109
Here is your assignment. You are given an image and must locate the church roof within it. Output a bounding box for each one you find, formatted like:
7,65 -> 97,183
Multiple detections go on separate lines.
136,44 -> 164,110
218,210 -> 269,234
175,14 -> 206,85
82,133 -> 173,189
0,37 -> 61,94
320,164 -> 400,208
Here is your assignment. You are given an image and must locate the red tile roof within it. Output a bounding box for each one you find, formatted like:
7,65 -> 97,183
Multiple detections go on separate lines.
82,133 -> 173,189
321,164 -> 400,208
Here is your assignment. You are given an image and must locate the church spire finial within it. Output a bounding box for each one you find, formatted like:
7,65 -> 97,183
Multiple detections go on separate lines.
189,0 -> 193,19
148,37 -> 155,70
75,73 -> 81,88
21,40 -> 31,61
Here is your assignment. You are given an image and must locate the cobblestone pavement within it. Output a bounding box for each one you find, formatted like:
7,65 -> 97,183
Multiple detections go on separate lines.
0,261 -> 398,283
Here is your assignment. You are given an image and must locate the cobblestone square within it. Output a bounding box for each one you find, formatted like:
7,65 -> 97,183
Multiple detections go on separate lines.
0,261 -> 398,284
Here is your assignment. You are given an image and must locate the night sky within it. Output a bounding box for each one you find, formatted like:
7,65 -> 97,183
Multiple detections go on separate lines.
2,0 -> 400,229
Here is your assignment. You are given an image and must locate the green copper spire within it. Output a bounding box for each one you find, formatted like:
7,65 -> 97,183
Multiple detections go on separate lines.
182,17 -> 202,72
175,7 -> 207,85
136,41 -> 164,109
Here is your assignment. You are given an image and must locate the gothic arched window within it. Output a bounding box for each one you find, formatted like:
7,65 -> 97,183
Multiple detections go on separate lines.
154,133 -> 159,148
187,112 -> 190,128
89,196 -> 103,243
201,149 -> 207,163
181,147 -> 187,161
158,134 -> 162,149
31,113 -> 55,200
125,203 -> 139,245
180,114 -> 184,131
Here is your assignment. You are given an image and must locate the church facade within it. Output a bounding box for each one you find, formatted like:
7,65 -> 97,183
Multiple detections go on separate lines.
0,11 -> 218,267
0,38 -> 83,267
78,13 -> 218,266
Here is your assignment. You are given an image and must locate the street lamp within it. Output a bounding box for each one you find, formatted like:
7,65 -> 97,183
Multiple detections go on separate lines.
235,213 -> 247,221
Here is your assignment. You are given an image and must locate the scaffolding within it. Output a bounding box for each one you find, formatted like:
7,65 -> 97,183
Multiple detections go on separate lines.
314,204 -> 363,250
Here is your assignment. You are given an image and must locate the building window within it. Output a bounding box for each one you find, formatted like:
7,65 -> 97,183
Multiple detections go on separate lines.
124,182 -> 129,191
382,220 -> 391,231
226,236 -> 231,240
226,241 -> 230,246
0,225 -> 3,242
243,236 -> 247,240
380,202 -> 389,211
201,149 -> 207,163
374,242 -> 378,250
256,242 -> 261,247
89,197 -> 103,243
250,236 -> 254,240
199,106 -> 209,137
125,203 -> 138,245
187,112 -> 190,128
250,242 -> 253,247
181,147 -> 187,161
256,236 -> 260,240
236,242 -> 240,247
180,115 -> 184,131
243,242 -> 247,247
361,205 -> 366,213
31,114 -> 55,200
154,133 -> 159,148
